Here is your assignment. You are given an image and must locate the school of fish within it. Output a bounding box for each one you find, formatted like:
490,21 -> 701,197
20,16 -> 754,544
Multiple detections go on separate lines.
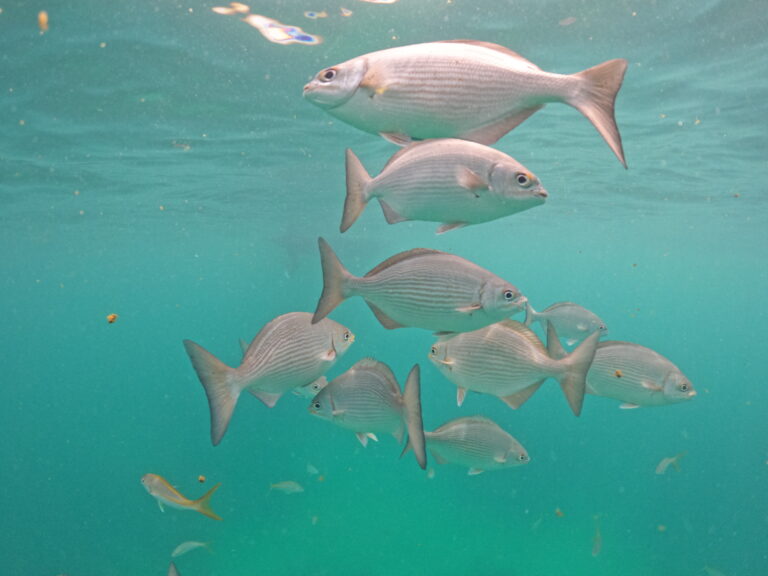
145,31 -> 696,572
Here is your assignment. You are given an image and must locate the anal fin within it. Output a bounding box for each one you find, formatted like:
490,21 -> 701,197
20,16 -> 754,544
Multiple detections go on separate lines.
378,199 -> 408,224
459,106 -> 543,145
366,302 -> 405,329
500,379 -> 545,409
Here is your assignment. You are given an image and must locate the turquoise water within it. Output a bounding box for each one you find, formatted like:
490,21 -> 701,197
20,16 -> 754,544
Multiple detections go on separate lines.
2,1 -> 767,575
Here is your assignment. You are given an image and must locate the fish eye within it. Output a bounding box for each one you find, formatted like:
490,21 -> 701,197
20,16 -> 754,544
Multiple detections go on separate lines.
430,346 -> 437,356
320,68 -> 337,82
519,454 -> 529,462
515,173 -> 532,187
679,383 -> 689,392
503,289 -> 516,301
312,401 -> 321,410
313,382 -> 322,391
343,331 -> 351,341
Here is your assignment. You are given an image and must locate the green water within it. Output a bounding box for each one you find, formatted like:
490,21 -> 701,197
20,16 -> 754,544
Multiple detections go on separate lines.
2,1 -> 766,575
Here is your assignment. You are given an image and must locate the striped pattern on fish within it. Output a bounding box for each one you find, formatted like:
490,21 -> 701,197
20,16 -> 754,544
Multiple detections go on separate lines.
313,238 -> 526,333
184,312 -> 354,445
429,321 -> 599,415
309,360 -> 426,469
586,341 -> 696,407
342,139 -> 547,233
304,40 -> 628,166
421,416 -> 529,474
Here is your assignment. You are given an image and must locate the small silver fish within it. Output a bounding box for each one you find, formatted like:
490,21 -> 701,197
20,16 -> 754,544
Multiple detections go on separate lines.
309,359 -> 426,469
524,301 -> 607,345
171,541 -> 210,558
405,416 -> 529,475
168,561 -> 181,576
312,238 -> 526,333
655,452 -> 686,475
184,312 -> 355,445
270,481 -> 304,494
303,40 -> 628,167
342,139 -> 547,234
428,321 -> 599,416
586,341 -> 696,408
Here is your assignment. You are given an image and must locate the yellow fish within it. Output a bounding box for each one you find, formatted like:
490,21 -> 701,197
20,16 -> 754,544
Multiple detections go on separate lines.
141,474 -> 221,520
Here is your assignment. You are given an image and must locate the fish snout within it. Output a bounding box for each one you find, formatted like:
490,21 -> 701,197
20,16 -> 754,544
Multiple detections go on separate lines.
535,188 -> 549,199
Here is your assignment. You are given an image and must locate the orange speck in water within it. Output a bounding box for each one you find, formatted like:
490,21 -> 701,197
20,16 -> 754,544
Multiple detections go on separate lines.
615,369 -> 623,378
38,11 -> 49,33
317,475 -> 325,482
554,508 -> 565,518
198,475 -> 206,483
106,313 -> 118,324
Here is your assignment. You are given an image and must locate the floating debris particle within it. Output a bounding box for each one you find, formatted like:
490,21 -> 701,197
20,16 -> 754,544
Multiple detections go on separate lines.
554,507 -> 565,518
198,474 -> 206,483
270,480 -> 304,494
340,7 -> 353,16
359,0 -> 398,3
614,369 -> 623,378
106,313 -> 118,324
559,16 -> 577,26
304,11 -> 328,19
655,452 -> 686,475
38,11 -> 49,33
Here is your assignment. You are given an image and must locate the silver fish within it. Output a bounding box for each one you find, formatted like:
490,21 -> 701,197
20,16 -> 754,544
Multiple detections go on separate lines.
342,139 -> 547,234
168,562 -> 181,576
524,301 -> 607,345
303,40 -> 628,167
171,541 -> 210,558
184,312 -> 355,445
586,341 -> 696,408
405,416 -> 529,475
312,237 -> 526,333
309,359 -> 426,469
428,321 -> 599,416
269,481 -> 305,494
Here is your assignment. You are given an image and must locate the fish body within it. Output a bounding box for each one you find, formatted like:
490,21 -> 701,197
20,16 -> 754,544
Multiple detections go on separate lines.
304,40 -> 627,166
184,312 -> 354,445
586,341 -> 696,408
655,452 -> 686,475
171,541 -> 210,558
168,562 -> 180,576
416,416 -> 529,475
270,481 -> 304,494
429,321 -> 599,416
525,301 -> 607,345
141,474 -> 221,520
342,139 -> 547,234
309,359 -> 426,469
313,238 -> 526,333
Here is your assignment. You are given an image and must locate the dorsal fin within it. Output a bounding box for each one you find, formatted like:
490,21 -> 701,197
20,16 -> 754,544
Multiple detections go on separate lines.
352,357 -> 400,394
365,248 -> 448,277
496,320 -> 546,352
436,40 -> 540,70
381,140 -> 435,170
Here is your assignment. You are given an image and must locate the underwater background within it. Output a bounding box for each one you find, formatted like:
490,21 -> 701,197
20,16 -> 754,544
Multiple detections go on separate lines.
2,0 -> 767,575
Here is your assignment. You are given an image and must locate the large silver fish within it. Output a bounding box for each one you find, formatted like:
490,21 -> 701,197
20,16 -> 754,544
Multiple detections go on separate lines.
308,359 -> 426,469
405,416 -> 529,475
428,321 -> 599,416
586,341 -> 696,408
304,40 -> 628,167
312,237 -> 526,332
342,139 -> 547,234
184,312 -> 355,445
524,301 -> 607,345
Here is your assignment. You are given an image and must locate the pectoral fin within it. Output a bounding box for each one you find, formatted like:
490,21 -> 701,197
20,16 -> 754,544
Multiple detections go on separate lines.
619,403 -> 640,410
456,167 -> 489,193
457,387 -> 467,407
468,468 -> 485,476
493,454 -> 508,464
641,381 -> 663,391
250,390 -> 282,408
379,132 -> 412,147
436,222 -> 468,234
456,304 -> 482,314
321,348 -> 337,362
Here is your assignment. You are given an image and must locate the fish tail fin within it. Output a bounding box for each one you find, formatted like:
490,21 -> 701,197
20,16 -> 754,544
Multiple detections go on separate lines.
400,364 -> 427,469
313,237 -> 352,323
193,482 -> 222,521
523,301 -> 537,327
341,148 -> 372,233
572,59 -> 628,168
183,340 -> 242,446
549,323 -> 600,416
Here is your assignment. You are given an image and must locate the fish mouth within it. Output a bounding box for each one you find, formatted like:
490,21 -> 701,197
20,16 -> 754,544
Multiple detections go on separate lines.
535,189 -> 548,199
